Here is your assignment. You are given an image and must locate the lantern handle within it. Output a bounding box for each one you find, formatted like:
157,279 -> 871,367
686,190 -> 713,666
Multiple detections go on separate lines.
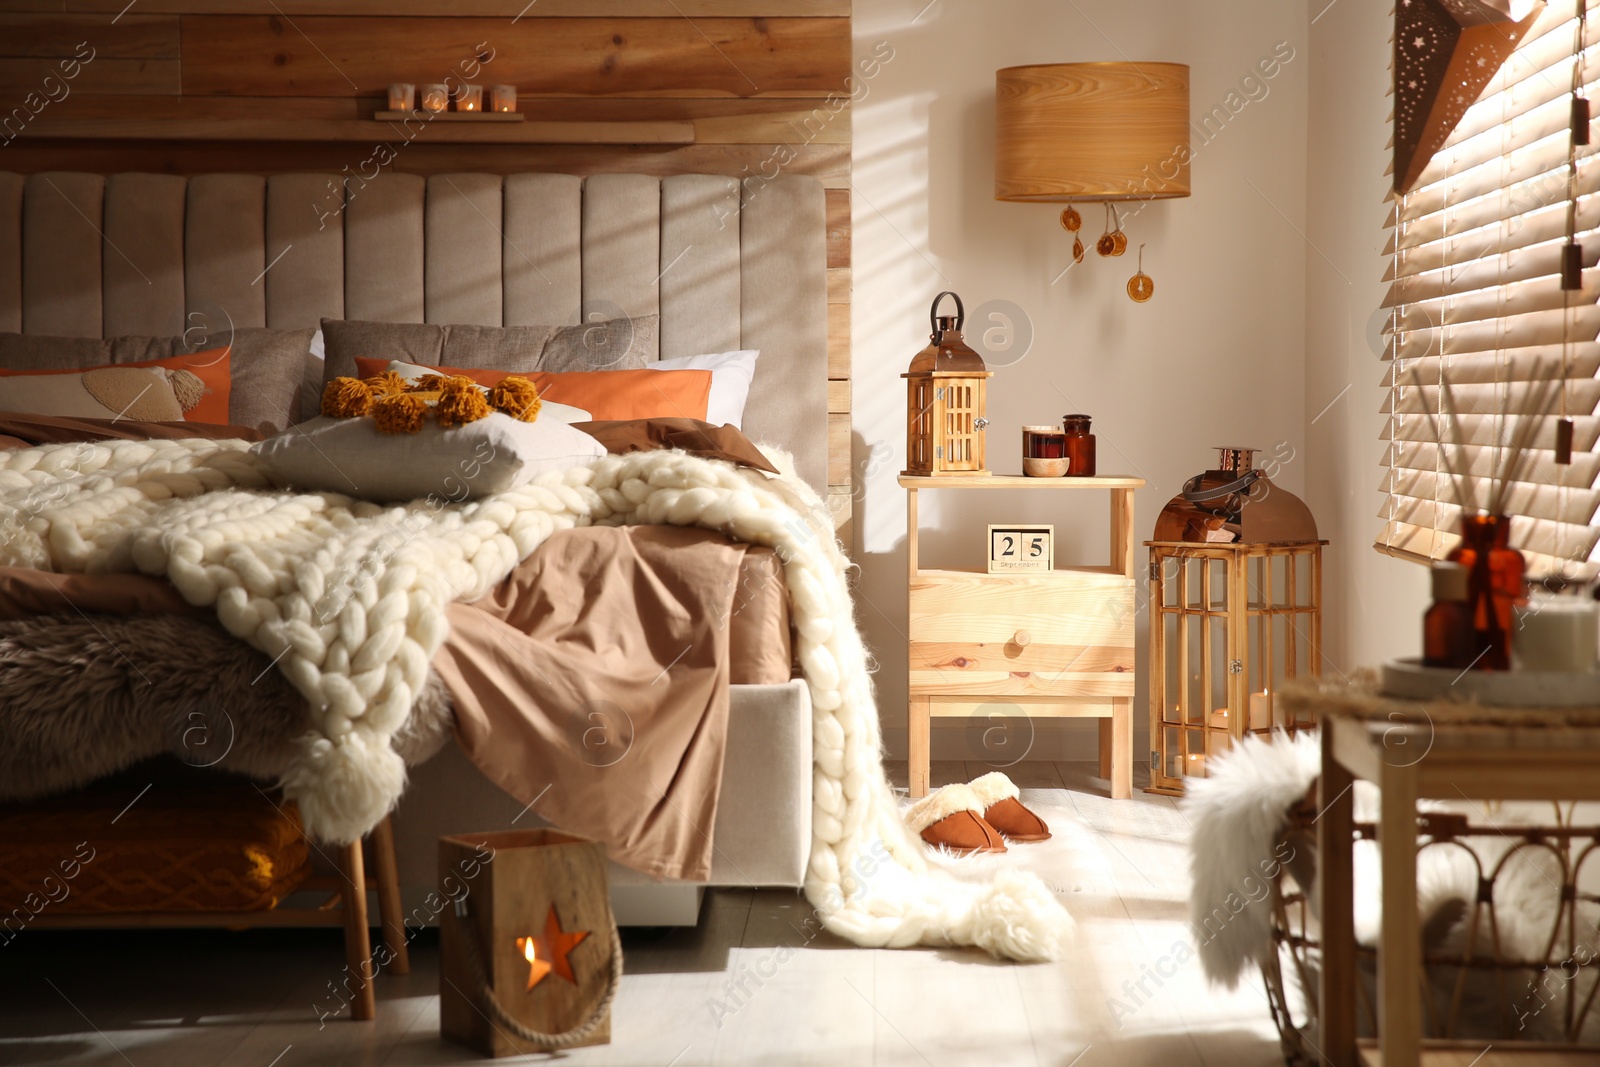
929,291 -> 965,336
453,898 -> 623,1051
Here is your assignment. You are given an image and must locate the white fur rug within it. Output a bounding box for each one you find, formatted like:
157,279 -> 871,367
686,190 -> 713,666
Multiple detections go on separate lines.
0,438 -> 1071,961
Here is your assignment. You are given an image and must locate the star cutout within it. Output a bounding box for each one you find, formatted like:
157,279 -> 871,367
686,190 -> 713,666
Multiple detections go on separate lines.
514,905 -> 591,991
1414,35 -> 1427,47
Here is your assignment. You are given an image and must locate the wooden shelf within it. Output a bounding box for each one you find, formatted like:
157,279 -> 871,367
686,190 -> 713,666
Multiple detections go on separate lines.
1359,1042 -> 1599,1066
898,474 -> 1145,489
17,115 -> 694,143
373,109 -> 524,122
915,565 -> 1128,580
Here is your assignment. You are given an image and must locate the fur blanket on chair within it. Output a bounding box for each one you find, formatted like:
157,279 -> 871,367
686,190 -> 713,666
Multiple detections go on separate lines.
0,437 -> 1072,961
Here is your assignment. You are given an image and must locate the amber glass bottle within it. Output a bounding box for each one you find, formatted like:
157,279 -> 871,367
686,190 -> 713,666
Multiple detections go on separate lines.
1423,562 -> 1477,670
1445,514 -> 1526,671
1061,414 -> 1096,477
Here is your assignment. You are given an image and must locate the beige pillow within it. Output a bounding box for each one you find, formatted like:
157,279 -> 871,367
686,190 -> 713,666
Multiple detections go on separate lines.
0,365 -> 201,421
251,412 -> 608,503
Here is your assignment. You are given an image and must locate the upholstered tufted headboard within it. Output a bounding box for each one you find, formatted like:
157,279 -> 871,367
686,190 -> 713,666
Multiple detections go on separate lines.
0,171 -> 829,491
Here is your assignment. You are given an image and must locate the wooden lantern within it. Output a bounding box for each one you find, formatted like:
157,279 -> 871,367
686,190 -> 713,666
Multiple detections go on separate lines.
902,291 -> 993,477
1144,448 -> 1327,796
440,829 -> 619,1057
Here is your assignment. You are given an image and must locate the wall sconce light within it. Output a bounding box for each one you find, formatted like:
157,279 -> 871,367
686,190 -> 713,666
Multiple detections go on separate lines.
995,62 -> 1190,297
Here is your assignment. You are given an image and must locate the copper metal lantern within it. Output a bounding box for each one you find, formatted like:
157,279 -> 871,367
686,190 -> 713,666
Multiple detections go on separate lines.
1145,447 -> 1327,796
902,291 -> 993,477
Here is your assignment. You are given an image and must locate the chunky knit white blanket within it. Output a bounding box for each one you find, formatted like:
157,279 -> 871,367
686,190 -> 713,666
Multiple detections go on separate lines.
0,438 -> 1071,960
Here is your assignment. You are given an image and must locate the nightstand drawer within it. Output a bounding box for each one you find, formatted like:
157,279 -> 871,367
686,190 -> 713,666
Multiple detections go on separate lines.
907,570 -> 1135,696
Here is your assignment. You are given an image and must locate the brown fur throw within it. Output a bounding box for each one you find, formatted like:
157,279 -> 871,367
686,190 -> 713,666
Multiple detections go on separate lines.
0,614 -> 453,803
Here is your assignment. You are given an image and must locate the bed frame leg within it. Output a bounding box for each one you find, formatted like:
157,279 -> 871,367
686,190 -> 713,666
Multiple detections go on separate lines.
339,839 -> 376,1022
371,817 -> 410,975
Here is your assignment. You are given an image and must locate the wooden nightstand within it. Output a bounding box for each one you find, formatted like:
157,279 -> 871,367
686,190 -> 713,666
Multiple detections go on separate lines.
899,474 -> 1145,799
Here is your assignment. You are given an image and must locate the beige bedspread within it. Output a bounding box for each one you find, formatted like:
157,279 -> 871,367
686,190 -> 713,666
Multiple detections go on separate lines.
0,527 -> 791,882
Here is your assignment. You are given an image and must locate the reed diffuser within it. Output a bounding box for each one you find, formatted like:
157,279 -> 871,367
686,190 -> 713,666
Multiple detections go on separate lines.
1407,364 -> 1560,670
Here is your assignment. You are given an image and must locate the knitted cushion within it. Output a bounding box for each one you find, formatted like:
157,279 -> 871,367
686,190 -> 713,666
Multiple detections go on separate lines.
0,783 -> 311,914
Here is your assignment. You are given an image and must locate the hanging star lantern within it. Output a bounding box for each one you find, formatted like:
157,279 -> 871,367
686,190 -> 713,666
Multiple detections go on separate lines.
1394,0 -> 1544,196
514,905 -> 591,991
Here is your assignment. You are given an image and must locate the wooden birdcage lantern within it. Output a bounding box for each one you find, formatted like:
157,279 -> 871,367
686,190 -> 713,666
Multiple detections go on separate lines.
902,291 -> 993,477
1146,447 -> 1327,796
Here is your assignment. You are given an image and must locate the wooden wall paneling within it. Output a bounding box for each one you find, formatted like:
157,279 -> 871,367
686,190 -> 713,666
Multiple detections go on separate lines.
0,172 -> 21,332
179,17 -> 850,99
62,1 -> 850,15
0,58 -> 178,95
825,187 -> 850,267
0,14 -> 179,57
828,296 -> 850,380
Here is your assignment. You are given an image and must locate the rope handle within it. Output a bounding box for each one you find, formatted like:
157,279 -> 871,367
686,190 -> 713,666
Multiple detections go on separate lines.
453,898 -> 623,1051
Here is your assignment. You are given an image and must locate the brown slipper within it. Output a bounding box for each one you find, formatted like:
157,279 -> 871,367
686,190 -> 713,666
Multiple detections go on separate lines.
969,772 -> 1051,842
906,783 -> 1006,855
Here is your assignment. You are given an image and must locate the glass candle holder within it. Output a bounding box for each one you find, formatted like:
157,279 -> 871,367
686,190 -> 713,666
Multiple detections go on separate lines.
387,83 -> 415,112
491,85 -> 518,113
455,84 -> 483,112
420,84 -> 448,113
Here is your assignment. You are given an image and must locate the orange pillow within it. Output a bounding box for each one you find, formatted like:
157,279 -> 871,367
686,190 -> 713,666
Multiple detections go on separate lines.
0,347 -> 232,425
351,358 -> 712,423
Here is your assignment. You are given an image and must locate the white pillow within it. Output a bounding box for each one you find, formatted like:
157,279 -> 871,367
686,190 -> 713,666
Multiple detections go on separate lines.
380,360 -> 592,423
250,412 -> 606,503
651,349 -> 758,428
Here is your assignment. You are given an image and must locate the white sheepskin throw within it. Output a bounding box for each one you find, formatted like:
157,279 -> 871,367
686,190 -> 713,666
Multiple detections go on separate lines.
1184,730 -> 1321,988
0,438 -> 1072,962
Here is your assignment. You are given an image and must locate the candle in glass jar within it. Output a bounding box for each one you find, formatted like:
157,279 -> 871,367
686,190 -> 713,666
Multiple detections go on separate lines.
491,85 -> 518,113
455,84 -> 483,112
387,82 -> 415,112
420,84 -> 448,113
1513,594 -> 1600,672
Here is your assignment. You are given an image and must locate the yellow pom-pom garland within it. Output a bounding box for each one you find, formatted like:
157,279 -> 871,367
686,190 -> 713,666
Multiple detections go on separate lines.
321,376 -> 374,418
319,371 -> 544,433
371,392 -> 428,435
486,377 -> 542,422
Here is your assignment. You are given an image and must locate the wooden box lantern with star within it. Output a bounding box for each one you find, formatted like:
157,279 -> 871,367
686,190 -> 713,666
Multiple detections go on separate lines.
439,829 -> 618,1056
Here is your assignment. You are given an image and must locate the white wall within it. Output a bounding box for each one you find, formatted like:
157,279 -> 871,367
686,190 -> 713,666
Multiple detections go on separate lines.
850,0 -> 1312,762
1304,0 -> 1431,672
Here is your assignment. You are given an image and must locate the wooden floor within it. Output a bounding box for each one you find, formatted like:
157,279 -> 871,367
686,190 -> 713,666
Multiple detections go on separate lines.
0,763 -> 1287,1067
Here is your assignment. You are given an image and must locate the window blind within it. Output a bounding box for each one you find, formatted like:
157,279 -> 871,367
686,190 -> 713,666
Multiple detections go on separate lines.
1379,0 -> 1600,579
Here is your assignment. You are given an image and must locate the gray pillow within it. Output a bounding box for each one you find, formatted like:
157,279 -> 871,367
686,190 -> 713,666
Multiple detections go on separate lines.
0,328 -> 311,434
319,314 -> 660,383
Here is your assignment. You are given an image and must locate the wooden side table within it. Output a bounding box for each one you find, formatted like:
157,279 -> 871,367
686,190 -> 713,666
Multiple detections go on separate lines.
899,474 -> 1145,799
1298,684 -> 1600,1067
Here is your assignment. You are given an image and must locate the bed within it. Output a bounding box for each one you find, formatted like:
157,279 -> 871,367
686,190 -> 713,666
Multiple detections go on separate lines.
0,167 -> 1078,986
0,169 -> 828,923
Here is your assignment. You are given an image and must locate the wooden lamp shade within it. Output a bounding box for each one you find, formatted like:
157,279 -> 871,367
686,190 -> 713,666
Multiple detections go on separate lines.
995,62 -> 1191,202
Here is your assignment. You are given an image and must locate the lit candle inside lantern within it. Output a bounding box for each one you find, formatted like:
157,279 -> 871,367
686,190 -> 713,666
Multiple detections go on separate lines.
1249,690 -> 1273,731
420,83 -> 448,113
1185,752 -> 1206,777
456,84 -> 483,112
387,82 -> 415,112
1210,707 -> 1229,729
491,84 -> 518,113
516,935 -> 551,990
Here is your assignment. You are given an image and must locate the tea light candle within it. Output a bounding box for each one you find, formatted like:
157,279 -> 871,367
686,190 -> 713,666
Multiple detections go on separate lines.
1249,690 -> 1273,731
387,82 -> 415,111
455,84 -> 483,112
1513,596 -> 1600,672
491,84 -> 518,113
420,84 -> 448,113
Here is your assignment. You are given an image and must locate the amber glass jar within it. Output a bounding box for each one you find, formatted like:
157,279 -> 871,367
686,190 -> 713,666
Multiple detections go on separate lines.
1445,513 -> 1526,671
1061,414 -> 1096,477
1422,562 -> 1476,670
